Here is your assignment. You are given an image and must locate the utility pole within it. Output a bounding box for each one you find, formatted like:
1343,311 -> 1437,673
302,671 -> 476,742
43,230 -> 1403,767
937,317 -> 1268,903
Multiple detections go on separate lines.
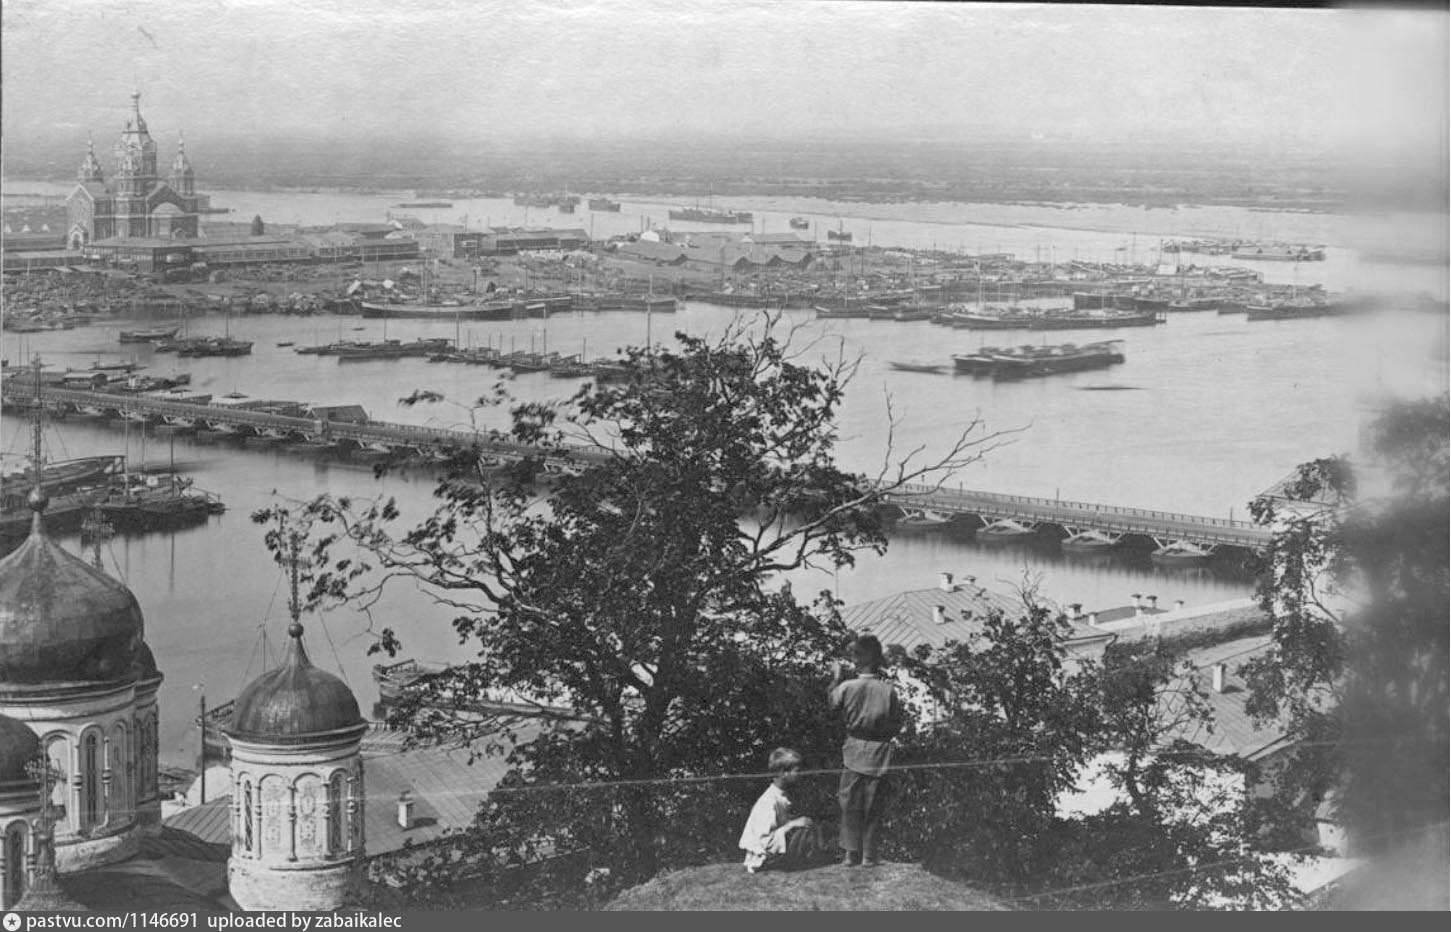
197,684 -> 206,805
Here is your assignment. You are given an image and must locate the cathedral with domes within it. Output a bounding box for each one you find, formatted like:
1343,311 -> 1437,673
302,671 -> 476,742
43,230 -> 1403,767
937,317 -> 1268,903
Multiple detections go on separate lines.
0,468 -> 367,911
65,91 -> 205,249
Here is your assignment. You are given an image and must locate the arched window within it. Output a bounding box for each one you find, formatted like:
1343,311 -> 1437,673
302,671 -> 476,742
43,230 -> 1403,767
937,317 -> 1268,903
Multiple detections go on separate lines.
260,775 -> 286,852
2,824 -> 26,910
109,722 -> 130,823
327,772 -> 344,857
82,732 -> 100,831
294,774 -> 322,858
242,780 -> 254,854
44,738 -> 68,829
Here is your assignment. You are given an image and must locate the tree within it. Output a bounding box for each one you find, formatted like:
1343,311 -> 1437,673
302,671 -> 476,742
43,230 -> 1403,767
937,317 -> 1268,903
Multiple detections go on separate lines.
250,214 -> 265,236
886,592 -> 1294,910
265,313 -> 1010,903
887,594 -> 1102,893
1243,394 -> 1448,894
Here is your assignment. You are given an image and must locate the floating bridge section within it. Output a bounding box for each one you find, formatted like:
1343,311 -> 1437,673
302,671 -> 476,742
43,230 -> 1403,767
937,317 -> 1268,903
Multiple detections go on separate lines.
3,383 -> 605,472
882,482 -> 1272,553
5,383 -> 1272,553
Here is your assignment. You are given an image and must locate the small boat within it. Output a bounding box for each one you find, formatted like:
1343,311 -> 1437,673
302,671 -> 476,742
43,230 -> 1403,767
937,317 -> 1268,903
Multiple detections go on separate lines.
889,361 -> 948,374
789,217 -> 810,230
588,197 -> 622,212
814,305 -> 871,319
275,341 -> 294,348
119,327 -> 179,343
827,229 -> 853,242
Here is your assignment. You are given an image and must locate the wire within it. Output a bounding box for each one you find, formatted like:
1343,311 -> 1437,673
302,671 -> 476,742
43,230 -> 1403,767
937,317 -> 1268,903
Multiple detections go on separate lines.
337,735 -> 1366,799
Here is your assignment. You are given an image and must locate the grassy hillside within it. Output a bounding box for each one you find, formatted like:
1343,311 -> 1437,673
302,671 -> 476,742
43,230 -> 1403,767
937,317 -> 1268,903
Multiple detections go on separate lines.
605,861 -> 1009,911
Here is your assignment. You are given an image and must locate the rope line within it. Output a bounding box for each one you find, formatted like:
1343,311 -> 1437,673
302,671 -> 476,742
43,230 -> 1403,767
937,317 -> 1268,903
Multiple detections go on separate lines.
312,735 -> 1385,802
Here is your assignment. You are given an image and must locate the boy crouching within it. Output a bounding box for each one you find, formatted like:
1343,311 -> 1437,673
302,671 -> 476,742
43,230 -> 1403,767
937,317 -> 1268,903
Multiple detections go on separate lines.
739,748 -> 825,873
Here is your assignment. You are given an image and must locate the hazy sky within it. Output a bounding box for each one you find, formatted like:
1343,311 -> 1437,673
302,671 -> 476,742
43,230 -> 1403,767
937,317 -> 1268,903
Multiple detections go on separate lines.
2,0 -> 1445,160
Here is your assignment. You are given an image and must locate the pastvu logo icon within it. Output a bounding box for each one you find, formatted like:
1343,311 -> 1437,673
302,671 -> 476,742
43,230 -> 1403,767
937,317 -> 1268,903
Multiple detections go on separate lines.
3,911 -> 21,931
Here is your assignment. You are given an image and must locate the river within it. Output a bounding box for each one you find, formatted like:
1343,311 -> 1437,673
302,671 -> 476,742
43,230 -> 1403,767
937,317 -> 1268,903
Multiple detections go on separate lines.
2,182 -> 1446,768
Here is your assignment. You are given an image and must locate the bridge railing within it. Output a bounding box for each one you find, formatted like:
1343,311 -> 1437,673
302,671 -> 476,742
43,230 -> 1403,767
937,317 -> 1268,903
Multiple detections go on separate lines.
884,481 -> 1260,532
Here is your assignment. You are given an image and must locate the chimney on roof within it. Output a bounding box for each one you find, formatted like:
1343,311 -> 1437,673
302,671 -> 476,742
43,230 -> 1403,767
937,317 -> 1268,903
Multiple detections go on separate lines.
933,605 -> 947,625
939,572 -> 955,592
965,576 -> 976,586
1135,603 -> 1145,617
1088,612 -> 1099,626
1211,663 -> 1228,694
1147,595 -> 1159,610
1068,602 -> 1083,618
397,790 -> 415,829
1131,593 -> 1143,608
1174,599 -> 1185,611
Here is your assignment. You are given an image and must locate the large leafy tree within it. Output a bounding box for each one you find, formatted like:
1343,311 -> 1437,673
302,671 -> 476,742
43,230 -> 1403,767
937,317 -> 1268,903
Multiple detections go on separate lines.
1243,394 -> 1448,898
888,596 -> 1292,909
887,597 -> 1102,892
264,314 -> 1007,903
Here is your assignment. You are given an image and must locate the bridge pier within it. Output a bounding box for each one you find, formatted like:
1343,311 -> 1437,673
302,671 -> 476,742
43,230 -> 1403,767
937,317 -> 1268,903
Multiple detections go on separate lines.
895,506 -> 953,530
976,517 -> 1039,541
1149,538 -> 1219,565
1060,527 -> 1122,552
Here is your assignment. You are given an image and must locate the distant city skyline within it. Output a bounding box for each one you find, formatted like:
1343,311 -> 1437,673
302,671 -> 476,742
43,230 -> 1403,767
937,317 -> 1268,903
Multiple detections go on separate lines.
1,0 -> 1444,167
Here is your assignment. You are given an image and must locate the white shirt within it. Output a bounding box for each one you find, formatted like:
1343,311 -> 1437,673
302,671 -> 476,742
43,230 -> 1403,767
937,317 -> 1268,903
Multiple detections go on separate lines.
739,783 -> 794,871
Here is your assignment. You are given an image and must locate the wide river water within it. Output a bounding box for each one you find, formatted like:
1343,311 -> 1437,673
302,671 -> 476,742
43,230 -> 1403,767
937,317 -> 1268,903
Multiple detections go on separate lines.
2,183 -> 1447,768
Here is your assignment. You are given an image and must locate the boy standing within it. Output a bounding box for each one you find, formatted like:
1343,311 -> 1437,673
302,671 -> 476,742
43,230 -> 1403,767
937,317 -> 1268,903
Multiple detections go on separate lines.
739,747 -> 819,873
829,634 -> 903,868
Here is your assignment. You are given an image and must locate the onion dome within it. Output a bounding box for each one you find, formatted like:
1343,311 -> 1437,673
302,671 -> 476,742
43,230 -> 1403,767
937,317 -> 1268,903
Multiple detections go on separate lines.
132,638 -> 162,684
0,712 -> 41,793
225,621 -> 364,743
0,491 -> 143,688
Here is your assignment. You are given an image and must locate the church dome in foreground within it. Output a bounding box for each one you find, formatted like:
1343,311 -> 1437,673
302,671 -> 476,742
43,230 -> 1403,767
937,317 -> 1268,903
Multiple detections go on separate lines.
0,496 -> 143,688
226,623 -> 364,743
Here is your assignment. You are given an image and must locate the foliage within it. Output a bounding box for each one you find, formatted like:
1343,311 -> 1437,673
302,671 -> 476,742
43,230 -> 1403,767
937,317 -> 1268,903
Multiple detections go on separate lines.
256,312 -> 1007,903
887,598 -> 1101,891
1242,393 -> 1449,859
887,599 -> 1293,908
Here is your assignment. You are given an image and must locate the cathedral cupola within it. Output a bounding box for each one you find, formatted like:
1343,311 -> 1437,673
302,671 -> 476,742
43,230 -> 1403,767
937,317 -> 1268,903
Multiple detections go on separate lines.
170,133 -> 195,196
0,369 -> 154,873
0,489 -> 143,689
224,533 -> 366,912
77,135 -> 104,185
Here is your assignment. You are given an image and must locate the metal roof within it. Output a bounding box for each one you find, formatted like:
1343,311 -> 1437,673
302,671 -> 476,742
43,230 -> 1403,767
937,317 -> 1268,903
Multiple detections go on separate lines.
162,721 -> 543,857
840,582 -> 1111,654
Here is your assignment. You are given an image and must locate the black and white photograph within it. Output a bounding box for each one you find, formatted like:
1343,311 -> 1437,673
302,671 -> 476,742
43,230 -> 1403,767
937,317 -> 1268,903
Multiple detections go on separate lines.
0,0 -> 1445,913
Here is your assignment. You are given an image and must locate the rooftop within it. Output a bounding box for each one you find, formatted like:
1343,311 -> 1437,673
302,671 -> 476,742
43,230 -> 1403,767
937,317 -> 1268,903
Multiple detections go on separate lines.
841,575 -> 1113,654
163,720 -> 542,857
